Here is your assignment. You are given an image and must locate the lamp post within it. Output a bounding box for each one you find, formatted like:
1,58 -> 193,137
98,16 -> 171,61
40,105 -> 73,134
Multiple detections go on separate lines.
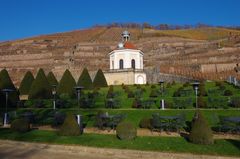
1,89 -> 14,127
51,85 -> 57,110
74,86 -> 84,109
158,80 -> 165,109
158,80 -> 165,96
192,81 -> 200,109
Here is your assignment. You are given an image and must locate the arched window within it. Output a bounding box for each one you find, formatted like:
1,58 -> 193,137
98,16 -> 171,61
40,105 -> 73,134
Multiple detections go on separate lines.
112,61 -> 114,69
119,59 -> 124,69
131,59 -> 135,69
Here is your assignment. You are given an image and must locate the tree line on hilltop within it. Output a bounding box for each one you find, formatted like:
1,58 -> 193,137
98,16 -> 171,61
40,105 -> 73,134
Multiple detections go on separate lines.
92,22 -> 240,31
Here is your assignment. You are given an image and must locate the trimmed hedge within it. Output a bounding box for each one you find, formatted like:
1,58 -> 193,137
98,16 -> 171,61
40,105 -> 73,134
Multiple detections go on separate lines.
116,121 -> 137,140
93,69 -> 108,88
57,69 -> 76,98
223,90 -> 233,96
0,69 -> 19,108
77,68 -> 93,90
59,114 -> 81,136
11,118 -> 30,133
19,71 -> 34,95
28,69 -> 52,99
47,71 -> 58,86
189,111 -> 214,145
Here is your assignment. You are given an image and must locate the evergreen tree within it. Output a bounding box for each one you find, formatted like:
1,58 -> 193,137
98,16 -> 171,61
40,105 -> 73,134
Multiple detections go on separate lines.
19,71 -> 34,95
77,68 -> 93,89
93,69 -> 108,88
0,69 -> 19,108
189,111 -> 214,145
47,71 -> 58,86
57,69 -> 76,98
59,113 -> 81,136
28,68 -> 52,99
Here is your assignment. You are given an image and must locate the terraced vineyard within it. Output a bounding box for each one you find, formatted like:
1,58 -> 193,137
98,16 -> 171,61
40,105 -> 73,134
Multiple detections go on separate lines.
0,27 -> 240,85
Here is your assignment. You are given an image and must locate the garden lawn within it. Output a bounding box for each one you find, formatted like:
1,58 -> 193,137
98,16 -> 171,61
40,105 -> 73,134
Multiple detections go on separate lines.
0,129 -> 239,157
60,109 -> 240,127
14,108 -> 240,128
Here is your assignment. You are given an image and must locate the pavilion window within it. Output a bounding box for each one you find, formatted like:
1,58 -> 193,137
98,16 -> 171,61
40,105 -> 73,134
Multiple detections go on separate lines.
131,59 -> 135,69
119,59 -> 124,69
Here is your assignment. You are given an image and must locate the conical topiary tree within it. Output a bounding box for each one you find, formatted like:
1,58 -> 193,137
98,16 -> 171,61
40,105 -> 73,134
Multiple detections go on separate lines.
93,69 -> 108,88
57,69 -> 76,98
0,69 -> 19,108
19,71 -> 34,95
58,113 -> 81,136
28,68 -> 52,99
189,110 -> 214,145
47,71 -> 58,86
77,68 -> 93,90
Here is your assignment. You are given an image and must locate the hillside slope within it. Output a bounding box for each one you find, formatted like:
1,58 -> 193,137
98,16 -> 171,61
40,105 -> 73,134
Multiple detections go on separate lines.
0,27 -> 240,85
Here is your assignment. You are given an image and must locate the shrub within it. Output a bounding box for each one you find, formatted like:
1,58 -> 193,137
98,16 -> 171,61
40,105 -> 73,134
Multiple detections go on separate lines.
131,99 -> 138,108
215,81 -> 224,87
0,69 -> 19,108
28,68 -> 52,99
139,118 -> 152,128
47,71 -> 58,86
230,97 -> 240,108
57,69 -> 76,98
107,85 -> 114,98
183,82 -> 190,87
95,110 -> 106,129
173,87 -> 183,97
219,85 -> 226,90
116,121 -> 137,140
93,69 -> 108,88
77,68 -> 93,90
164,100 -> 173,109
166,83 -> 171,88
136,85 -> 141,89
59,114 -> 81,136
199,82 -> 207,96
223,90 -> 233,96
197,96 -> 207,108
127,90 -> 134,98
151,85 -> 156,89
11,118 -> 30,133
189,111 -> 214,145
19,71 -> 34,95
149,89 -> 158,98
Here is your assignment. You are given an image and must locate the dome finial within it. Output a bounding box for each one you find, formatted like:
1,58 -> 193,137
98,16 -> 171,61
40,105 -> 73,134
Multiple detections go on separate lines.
122,30 -> 130,42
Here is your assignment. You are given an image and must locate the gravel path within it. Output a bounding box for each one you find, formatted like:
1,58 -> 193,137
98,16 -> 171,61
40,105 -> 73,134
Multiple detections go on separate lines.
0,140 -> 239,159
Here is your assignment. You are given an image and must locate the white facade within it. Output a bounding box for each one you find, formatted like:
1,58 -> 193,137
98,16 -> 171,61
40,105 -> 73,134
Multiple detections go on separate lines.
109,49 -> 143,70
104,31 -> 147,85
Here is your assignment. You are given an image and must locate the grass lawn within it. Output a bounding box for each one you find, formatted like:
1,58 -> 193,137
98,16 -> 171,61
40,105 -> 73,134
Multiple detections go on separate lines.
14,108 -> 240,127
60,109 -> 240,127
0,129 -> 239,157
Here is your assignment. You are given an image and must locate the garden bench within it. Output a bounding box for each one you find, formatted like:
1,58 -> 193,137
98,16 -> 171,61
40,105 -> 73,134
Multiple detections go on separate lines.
97,113 -> 126,130
151,113 -> 185,133
142,99 -> 156,109
105,98 -> 121,109
218,116 -> 240,133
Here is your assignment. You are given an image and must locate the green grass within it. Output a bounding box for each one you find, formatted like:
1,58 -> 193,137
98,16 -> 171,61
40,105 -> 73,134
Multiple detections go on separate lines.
63,109 -> 240,127
86,81 -> 240,109
16,108 -> 239,128
0,129 -> 239,157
